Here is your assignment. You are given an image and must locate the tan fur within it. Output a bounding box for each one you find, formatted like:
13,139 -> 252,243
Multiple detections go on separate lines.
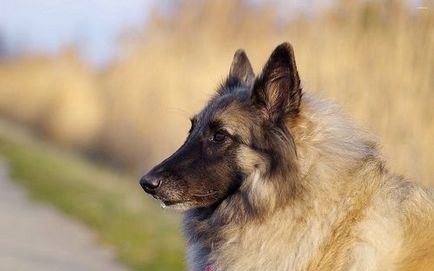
191,93 -> 434,271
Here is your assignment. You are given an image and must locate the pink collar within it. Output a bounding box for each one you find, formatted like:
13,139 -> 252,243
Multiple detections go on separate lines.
205,265 -> 214,271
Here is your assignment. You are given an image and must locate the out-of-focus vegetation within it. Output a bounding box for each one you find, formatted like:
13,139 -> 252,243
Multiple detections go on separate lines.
0,0 -> 433,183
0,119 -> 184,270
0,0 -> 433,270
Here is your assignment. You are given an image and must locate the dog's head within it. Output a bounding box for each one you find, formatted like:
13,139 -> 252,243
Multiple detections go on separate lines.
140,42 -> 302,211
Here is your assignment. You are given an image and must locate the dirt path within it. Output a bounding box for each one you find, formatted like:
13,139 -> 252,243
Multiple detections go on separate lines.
0,161 -> 129,271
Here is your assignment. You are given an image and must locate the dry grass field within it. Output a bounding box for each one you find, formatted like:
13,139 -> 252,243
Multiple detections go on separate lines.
0,0 -> 433,184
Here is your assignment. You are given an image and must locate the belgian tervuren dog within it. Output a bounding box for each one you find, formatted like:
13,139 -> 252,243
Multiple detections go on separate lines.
140,42 -> 434,271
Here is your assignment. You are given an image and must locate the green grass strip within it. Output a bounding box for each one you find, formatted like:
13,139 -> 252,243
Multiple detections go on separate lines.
0,122 -> 185,270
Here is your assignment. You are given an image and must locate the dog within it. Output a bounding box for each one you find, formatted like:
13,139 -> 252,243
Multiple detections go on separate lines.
140,42 -> 434,271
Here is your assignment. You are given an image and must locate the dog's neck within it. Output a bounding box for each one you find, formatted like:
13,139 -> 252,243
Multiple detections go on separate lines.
293,93 -> 379,180
183,93 -> 384,271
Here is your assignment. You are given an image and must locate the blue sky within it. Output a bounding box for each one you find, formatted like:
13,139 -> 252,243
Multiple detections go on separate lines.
0,0 -> 156,66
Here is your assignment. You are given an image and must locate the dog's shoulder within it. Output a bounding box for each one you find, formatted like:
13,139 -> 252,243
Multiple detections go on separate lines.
394,179 -> 434,271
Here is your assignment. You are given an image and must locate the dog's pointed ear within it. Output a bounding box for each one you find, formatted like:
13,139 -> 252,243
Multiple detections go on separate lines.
228,49 -> 255,86
252,42 -> 301,121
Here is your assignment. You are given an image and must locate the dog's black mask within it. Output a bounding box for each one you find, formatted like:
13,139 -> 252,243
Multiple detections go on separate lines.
140,43 -> 301,210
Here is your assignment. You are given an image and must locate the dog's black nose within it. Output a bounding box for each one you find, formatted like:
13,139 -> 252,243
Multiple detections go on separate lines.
140,175 -> 161,194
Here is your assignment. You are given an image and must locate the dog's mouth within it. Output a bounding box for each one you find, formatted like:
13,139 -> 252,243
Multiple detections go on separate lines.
159,199 -> 196,210
149,194 -> 186,209
161,199 -> 184,206
150,190 -> 221,210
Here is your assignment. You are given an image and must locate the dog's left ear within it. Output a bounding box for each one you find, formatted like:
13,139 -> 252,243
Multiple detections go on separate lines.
228,49 -> 255,86
252,42 -> 301,121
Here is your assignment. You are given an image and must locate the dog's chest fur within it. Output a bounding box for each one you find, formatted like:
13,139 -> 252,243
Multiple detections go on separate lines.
184,171 -> 408,271
186,200 -> 365,271
210,209 -> 340,271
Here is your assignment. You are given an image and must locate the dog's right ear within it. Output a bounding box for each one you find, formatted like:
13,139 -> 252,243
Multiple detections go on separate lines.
251,42 -> 301,122
228,49 -> 255,86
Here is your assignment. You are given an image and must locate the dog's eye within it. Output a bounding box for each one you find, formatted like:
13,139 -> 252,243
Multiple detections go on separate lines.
212,130 -> 227,142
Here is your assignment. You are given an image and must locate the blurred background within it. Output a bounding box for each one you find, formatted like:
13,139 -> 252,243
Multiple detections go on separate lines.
0,0 -> 432,270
